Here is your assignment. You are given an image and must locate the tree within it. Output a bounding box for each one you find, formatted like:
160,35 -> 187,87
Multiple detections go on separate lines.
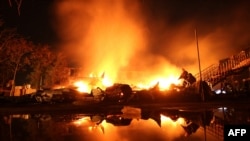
0,26 -> 18,64
7,0 -> 23,16
0,20 -> 33,95
28,45 -> 70,89
28,45 -> 53,89
2,37 -> 33,95
44,51 -> 70,87
0,19 -> 12,91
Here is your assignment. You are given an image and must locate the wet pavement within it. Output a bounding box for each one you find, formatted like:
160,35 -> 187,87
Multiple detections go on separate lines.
0,101 -> 250,141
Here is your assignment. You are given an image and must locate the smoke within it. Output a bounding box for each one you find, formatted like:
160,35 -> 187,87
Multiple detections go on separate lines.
52,0 -> 181,84
139,0 -> 250,73
52,0 -> 250,80
53,0 -> 145,80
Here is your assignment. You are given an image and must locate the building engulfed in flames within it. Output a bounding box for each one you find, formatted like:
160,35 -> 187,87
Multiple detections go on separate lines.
67,67 -> 183,94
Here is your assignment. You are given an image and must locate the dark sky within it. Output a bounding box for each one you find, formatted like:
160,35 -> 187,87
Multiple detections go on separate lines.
1,0 -> 249,45
0,0 -> 56,44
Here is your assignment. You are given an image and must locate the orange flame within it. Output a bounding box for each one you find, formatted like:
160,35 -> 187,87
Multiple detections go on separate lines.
73,81 -> 90,93
160,114 -> 185,126
72,70 -> 182,93
55,0 -> 184,94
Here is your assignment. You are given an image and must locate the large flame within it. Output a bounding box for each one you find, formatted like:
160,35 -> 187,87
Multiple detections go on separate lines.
72,73 -> 114,93
72,73 -> 182,93
54,0 -> 145,80
160,115 -> 185,126
53,0 -> 250,94
73,81 -> 90,93
53,0 -> 184,93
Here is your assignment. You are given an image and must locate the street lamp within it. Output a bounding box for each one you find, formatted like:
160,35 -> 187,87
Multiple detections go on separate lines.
195,29 -> 204,102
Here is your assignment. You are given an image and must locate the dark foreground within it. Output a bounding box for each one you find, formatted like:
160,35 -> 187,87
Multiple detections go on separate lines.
1,96 -> 250,141
0,96 -> 250,115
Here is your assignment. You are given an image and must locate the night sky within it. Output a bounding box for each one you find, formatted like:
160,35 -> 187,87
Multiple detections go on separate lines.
1,0 -> 250,74
0,0 -> 56,44
1,0 -> 249,44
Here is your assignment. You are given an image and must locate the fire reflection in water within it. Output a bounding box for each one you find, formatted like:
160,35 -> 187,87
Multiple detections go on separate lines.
1,107 -> 249,141
160,115 -> 185,127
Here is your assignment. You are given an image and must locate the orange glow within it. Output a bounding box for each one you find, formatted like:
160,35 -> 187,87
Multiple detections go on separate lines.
73,81 -> 90,93
101,76 -> 113,87
70,115 -> 187,140
72,73 -> 114,93
54,0 -> 249,96
54,0 -> 184,93
72,71 -> 182,93
99,120 -> 110,129
132,72 -> 182,91
72,116 -> 91,126
160,114 -> 185,127
72,116 -> 106,133
149,76 -> 182,91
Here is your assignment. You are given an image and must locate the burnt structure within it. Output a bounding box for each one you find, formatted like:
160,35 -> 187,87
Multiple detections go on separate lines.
195,48 -> 250,95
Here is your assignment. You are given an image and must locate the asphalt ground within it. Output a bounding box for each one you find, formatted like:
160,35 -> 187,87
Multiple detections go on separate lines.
0,98 -> 249,115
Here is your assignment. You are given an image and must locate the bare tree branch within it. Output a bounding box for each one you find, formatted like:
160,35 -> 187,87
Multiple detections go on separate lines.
8,0 -> 23,15
8,0 -> 12,7
15,0 -> 23,16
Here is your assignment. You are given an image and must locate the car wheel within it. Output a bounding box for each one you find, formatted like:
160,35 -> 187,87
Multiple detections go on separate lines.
35,96 -> 43,103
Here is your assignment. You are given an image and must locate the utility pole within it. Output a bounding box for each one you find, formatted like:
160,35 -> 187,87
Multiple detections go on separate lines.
195,28 -> 205,101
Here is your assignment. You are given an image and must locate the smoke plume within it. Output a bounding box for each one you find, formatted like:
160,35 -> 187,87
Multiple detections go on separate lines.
52,0 -> 250,81
52,0 -> 181,84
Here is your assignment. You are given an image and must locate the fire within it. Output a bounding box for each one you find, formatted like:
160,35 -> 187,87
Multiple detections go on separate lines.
101,76 -> 113,87
160,114 -> 185,126
72,72 -> 114,93
150,76 -> 181,91
73,117 -> 90,126
72,72 -> 182,93
73,81 -> 90,93
54,0 -> 185,94
72,116 -> 106,133
134,75 -> 182,91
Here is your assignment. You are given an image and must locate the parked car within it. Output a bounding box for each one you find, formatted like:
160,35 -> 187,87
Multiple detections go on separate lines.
102,83 -> 133,103
32,88 -> 79,103
85,83 -> 133,104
